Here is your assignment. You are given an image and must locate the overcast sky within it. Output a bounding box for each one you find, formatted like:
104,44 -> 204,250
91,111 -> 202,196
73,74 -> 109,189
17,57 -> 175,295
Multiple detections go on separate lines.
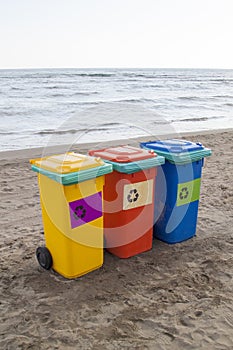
0,0 -> 233,69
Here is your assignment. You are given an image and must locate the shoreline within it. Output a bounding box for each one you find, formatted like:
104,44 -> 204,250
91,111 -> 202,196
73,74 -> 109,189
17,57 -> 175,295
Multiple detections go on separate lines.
1,127 -> 233,161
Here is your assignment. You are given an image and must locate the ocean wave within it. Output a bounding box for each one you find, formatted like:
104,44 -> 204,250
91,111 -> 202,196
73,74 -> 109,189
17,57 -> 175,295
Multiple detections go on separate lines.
178,96 -> 201,101
35,129 -> 82,135
173,117 -> 209,122
114,98 -> 157,104
122,73 -> 145,78
172,115 -> 225,123
44,90 -> 99,97
16,74 -> 55,80
1,72 -> 115,80
45,85 -> 68,90
213,95 -> 233,99
179,95 -> 233,103
51,73 -> 115,78
152,120 -> 170,125
0,131 -> 19,135
75,73 -> 114,78
121,73 -> 180,79
78,101 -> 102,105
45,87 -> 98,93
209,79 -> 233,83
0,111 -> 25,117
34,123 -> 121,136
49,93 -> 67,97
141,84 -> 165,88
71,91 -> 99,97
11,87 -> 24,91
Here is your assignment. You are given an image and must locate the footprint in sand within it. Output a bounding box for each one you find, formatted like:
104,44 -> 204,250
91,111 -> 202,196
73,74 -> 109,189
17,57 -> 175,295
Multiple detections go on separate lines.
27,203 -> 36,208
192,273 -> 210,285
2,187 -> 13,193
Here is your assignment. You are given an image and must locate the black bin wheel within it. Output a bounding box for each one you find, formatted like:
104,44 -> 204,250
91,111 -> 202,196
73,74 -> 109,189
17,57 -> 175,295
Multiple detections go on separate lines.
36,246 -> 53,270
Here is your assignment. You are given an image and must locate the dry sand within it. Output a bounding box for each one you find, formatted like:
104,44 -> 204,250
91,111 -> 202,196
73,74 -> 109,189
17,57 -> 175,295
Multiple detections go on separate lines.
0,130 -> 233,350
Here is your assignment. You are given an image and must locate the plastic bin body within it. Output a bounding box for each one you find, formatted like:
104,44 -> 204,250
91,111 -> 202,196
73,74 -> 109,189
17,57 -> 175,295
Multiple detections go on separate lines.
104,167 -> 156,258
154,159 -> 203,243
140,140 -> 211,244
89,146 -> 165,258
30,152 -> 112,278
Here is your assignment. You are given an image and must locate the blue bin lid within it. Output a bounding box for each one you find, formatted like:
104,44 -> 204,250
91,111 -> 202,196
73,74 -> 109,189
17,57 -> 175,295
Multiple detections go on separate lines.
141,139 -> 204,153
140,139 -> 212,164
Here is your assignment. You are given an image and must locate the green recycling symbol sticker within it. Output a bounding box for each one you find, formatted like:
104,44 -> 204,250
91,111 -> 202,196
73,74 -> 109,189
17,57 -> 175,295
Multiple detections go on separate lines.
177,178 -> 201,206
179,187 -> 189,200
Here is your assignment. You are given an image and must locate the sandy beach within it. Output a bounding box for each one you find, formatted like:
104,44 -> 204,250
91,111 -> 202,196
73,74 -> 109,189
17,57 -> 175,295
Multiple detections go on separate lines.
0,129 -> 233,350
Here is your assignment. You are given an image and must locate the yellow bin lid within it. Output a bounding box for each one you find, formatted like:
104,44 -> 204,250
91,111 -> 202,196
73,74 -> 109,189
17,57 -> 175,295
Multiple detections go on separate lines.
30,152 -> 105,174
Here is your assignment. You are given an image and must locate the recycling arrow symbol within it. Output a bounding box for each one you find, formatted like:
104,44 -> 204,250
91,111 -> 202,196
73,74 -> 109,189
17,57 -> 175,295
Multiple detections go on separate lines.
73,205 -> 86,220
127,189 -> 139,203
179,187 -> 189,200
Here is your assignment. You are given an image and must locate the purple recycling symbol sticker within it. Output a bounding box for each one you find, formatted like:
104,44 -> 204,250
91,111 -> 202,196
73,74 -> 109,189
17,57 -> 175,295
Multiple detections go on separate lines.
69,192 -> 103,229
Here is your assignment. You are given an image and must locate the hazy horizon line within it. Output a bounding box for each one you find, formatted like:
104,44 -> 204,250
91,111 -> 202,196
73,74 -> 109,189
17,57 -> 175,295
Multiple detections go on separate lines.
0,66 -> 233,71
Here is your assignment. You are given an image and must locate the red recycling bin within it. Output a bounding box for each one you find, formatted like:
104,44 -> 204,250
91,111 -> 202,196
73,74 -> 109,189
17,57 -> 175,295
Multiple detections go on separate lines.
89,146 -> 165,258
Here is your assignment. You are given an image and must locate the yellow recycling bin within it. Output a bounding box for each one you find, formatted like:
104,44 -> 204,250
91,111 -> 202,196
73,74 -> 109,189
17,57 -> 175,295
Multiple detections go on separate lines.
30,152 -> 112,279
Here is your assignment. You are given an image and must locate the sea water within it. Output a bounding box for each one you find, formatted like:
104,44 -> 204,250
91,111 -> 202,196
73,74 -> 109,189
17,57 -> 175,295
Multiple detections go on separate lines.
0,68 -> 233,151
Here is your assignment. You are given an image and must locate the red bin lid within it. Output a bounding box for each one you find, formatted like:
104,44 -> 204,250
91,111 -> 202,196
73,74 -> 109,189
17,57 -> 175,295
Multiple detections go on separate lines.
89,145 -> 156,163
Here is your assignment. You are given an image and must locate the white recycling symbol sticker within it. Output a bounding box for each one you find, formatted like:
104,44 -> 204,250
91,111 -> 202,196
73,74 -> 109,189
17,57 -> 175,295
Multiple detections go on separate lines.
123,179 -> 154,210
127,189 -> 139,203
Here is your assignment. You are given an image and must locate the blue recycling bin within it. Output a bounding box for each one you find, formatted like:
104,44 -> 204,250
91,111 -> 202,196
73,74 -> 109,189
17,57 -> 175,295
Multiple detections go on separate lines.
140,140 -> 212,243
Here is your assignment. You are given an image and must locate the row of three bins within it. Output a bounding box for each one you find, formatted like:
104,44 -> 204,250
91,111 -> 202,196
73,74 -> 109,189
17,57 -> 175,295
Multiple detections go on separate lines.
30,139 -> 211,279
